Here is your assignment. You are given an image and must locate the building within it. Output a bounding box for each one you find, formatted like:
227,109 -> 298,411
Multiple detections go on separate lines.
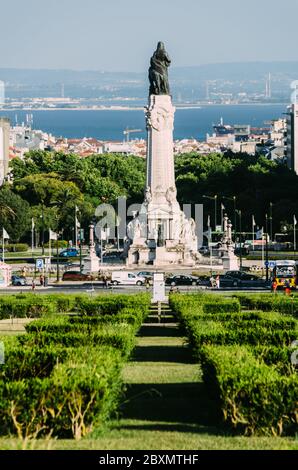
0,81 -> 4,107
0,117 -> 10,184
286,104 -> 298,174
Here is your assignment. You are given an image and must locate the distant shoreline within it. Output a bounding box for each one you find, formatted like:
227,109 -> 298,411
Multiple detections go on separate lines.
0,103 -> 287,112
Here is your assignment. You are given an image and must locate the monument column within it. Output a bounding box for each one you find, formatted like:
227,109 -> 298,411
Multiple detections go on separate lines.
126,42 -> 199,267
146,94 -> 176,199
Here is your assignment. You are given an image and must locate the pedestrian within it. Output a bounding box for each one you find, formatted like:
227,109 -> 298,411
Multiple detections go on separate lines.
209,274 -> 215,288
104,276 -> 109,289
145,278 -> 150,291
271,280 -> 278,294
216,275 -> 220,289
284,280 -> 291,296
39,274 -> 44,287
32,280 -> 36,291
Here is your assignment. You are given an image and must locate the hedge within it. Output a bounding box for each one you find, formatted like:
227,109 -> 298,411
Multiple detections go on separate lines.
200,345 -> 298,436
0,346 -> 123,439
234,294 -> 298,318
75,293 -> 151,318
252,345 -> 296,375
0,293 -> 147,439
21,324 -> 136,359
6,243 -> 29,253
0,293 -> 151,320
0,298 -> 56,319
202,300 -> 241,314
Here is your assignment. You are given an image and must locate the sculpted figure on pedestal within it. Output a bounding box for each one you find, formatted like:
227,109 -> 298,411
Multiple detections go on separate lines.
144,186 -> 152,204
149,42 -> 171,96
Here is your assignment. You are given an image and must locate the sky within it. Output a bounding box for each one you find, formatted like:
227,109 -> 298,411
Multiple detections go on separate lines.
1,0 -> 298,72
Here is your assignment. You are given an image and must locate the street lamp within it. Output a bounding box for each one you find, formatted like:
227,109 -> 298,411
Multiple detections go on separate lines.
269,202 -> 273,243
265,213 -> 269,282
40,203 -> 45,256
236,209 -> 242,271
203,195 -> 218,231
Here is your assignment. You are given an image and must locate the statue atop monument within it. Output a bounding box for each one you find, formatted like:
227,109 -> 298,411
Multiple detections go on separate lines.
149,42 -> 171,96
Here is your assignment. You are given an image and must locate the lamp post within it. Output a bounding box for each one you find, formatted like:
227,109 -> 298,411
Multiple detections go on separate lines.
56,232 -> 60,283
236,209 -> 242,271
265,213 -> 269,282
203,195 -> 218,231
40,203 -> 45,256
269,202 -> 273,243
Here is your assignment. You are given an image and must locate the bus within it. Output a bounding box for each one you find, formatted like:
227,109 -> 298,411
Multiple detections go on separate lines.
272,260 -> 298,290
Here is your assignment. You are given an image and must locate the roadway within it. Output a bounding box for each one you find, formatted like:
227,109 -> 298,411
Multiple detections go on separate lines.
0,282 -> 272,295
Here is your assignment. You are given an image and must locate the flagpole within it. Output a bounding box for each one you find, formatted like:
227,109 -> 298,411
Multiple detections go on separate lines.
2,228 -> 4,263
75,206 -> 78,250
252,216 -> 255,253
221,205 -> 224,230
101,230 -> 103,265
49,229 -> 52,267
261,229 -> 264,278
294,215 -> 297,256
31,218 -> 34,255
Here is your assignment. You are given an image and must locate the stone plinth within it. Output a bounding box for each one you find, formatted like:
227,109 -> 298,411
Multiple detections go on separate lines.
219,215 -> 239,271
83,224 -> 100,274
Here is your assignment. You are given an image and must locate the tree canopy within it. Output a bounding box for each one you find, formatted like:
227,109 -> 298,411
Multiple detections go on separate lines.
6,149 -> 298,242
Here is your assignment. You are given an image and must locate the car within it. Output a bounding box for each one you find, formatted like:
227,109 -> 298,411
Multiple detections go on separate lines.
111,272 -> 146,286
220,271 -> 266,288
137,271 -> 153,280
59,248 -> 79,258
62,271 -> 93,281
11,275 -> 27,286
165,274 -> 201,286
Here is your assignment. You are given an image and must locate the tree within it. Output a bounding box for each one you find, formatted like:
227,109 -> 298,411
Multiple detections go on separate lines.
0,187 -> 30,242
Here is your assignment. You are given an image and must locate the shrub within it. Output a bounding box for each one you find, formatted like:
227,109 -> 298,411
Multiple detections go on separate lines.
234,294 -> 298,318
202,300 -> 240,314
252,345 -> 296,375
0,298 -> 56,319
44,240 -> 68,249
0,346 -> 123,439
20,324 -> 136,359
6,243 -> 29,253
200,345 -> 298,436
75,294 -> 150,319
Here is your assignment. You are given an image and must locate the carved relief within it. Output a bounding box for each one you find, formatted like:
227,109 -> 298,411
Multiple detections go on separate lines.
146,104 -> 174,132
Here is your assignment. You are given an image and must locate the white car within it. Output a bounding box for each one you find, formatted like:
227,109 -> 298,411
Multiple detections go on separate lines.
111,271 -> 146,286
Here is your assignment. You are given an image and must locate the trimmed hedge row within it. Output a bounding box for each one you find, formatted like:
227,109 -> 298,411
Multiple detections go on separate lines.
233,294 -> 298,318
0,293 -> 151,320
0,345 -> 123,439
170,293 -> 298,435
21,325 -> 136,359
200,345 -> 298,436
0,293 -> 148,439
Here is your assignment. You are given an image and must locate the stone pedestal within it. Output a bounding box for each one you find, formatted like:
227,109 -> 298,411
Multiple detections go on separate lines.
219,215 -> 239,271
126,95 -> 199,267
83,224 -> 100,274
222,254 -> 239,271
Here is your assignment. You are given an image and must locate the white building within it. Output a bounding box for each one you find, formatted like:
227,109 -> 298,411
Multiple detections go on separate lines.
286,104 -> 298,174
0,117 -> 10,185
0,81 -> 5,107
